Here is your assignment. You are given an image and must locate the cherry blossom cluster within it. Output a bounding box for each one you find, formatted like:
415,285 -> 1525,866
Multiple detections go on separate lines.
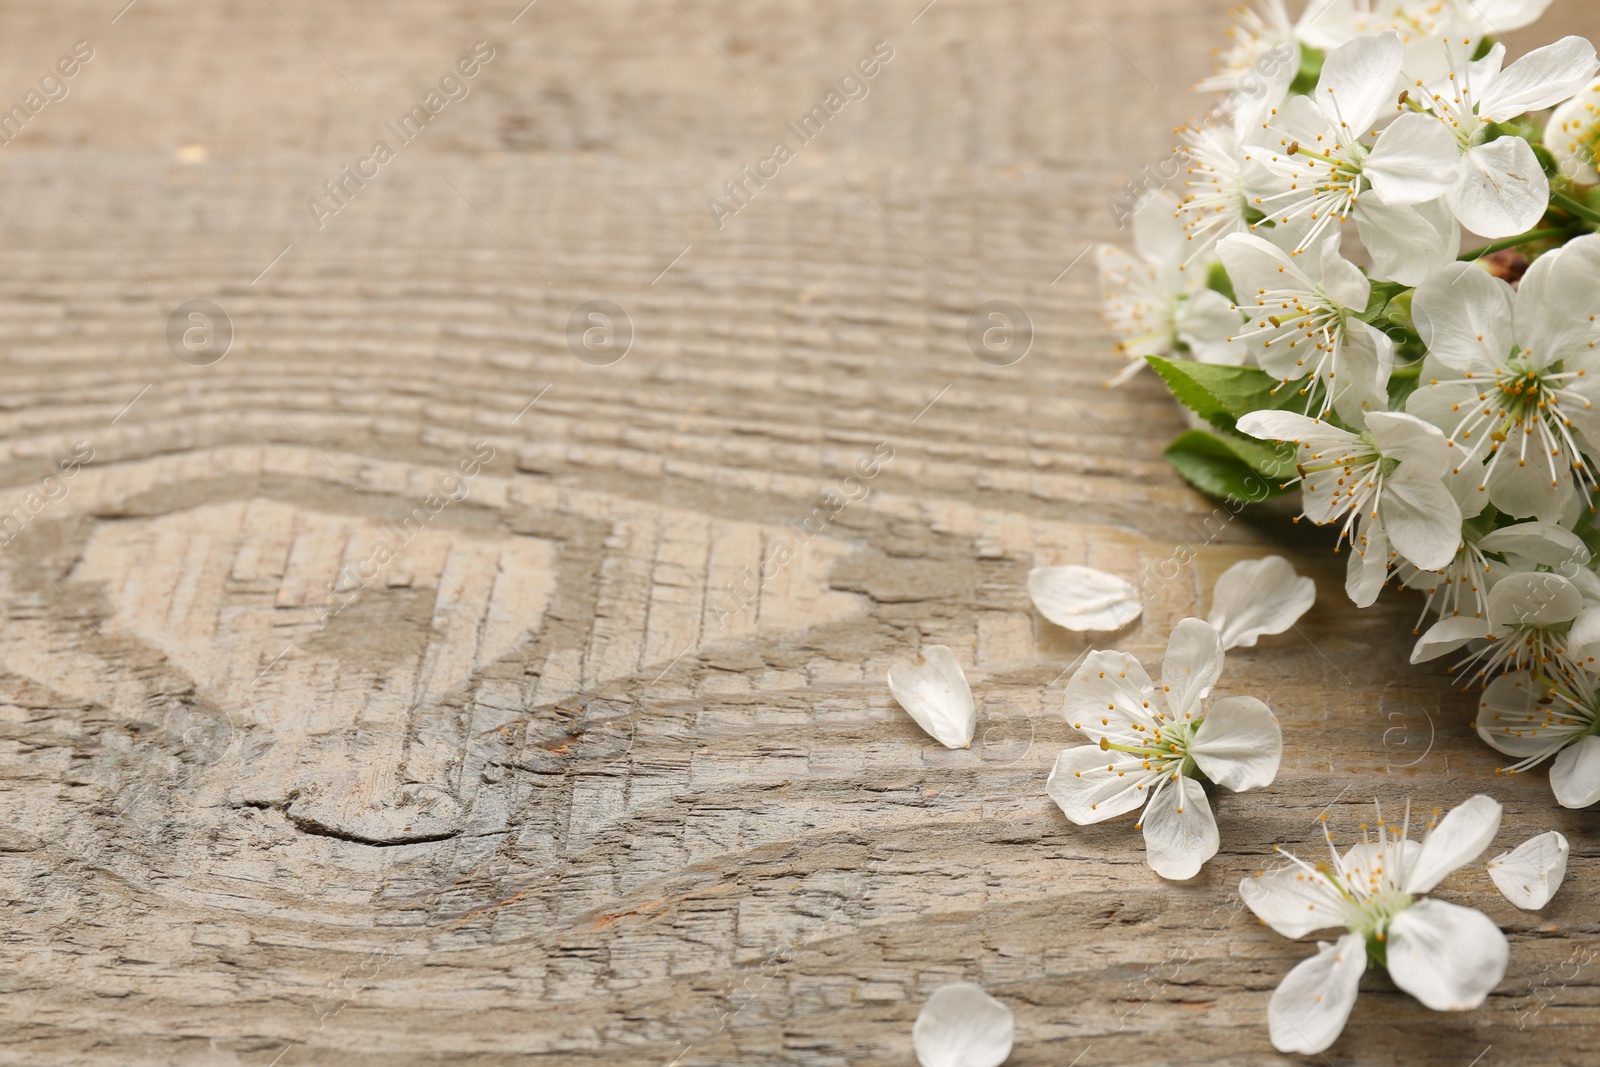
895,4 -> 1600,1062
1100,0 -> 1600,808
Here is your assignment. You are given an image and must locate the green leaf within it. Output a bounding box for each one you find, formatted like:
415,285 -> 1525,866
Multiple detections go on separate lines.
1386,368 -> 1421,410
1165,429 -> 1294,503
1289,46 -> 1324,95
1146,356 -> 1305,431
1358,280 -> 1409,324
1532,141 -> 1558,179
1567,498 -> 1600,558
1206,260 -> 1237,304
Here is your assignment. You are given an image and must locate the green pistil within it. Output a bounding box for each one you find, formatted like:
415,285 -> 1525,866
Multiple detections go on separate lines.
1099,737 -> 1170,758
1098,719 -> 1205,777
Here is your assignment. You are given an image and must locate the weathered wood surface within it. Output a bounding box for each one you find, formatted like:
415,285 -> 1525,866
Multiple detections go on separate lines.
1,1 -> 1598,1064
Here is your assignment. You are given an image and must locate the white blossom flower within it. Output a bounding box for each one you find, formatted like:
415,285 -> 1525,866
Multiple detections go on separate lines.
912,983 -> 1014,1067
1487,830 -> 1569,910
1207,555 -> 1316,650
1405,255 -> 1600,523
1476,672 -> 1600,806
1398,519 -> 1589,628
1047,618 -> 1281,880
1248,31 -> 1461,285
1099,190 -> 1243,384
1243,795 -> 1507,1054
1217,230 -> 1394,421
1365,38 -> 1600,237
1027,565 -> 1142,632
1176,125 -> 1272,256
1450,0 -> 1555,37
1548,80 -> 1600,184
1296,1 -> 1462,53
1235,409 -> 1461,606
1195,1 -> 1300,131
888,646 -> 976,749
1297,1 -> 1552,61
1413,570 -> 1600,682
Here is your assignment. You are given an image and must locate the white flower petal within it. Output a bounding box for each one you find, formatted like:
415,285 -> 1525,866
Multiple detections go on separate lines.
912,983 -> 1015,1067
1514,244 -> 1597,366
1566,607 -> 1600,670
1450,137 -> 1550,239
1330,319 -> 1394,427
1240,867 -> 1347,939
1190,695 -> 1282,791
1463,0 -> 1554,35
1403,794 -> 1503,895
1486,449 -> 1574,523
1316,234 -> 1369,308
1404,378 -> 1478,435
1027,565 -> 1142,633
1177,289 -> 1246,356
1488,571 -> 1583,628
1488,831 -> 1569,911
1411,614 -> 1492,664
1061,649 -> 1156,743
888,646 -> 976,749
1477,36 -> 1600,122
1475,673 -> 1559,759
1317,30 -> 1405,133
1295,0 -> 1356,50
1542,232 -> 1600,322
1366,410 -> 1450,473
1346,514 -> 1390,608
1207,556 -> 1316,650
1355,196 -> 1460,286
1412,263 -> 1515,375
1140,776 -> 1219,880
1161,618 -> 1224,721
1381,470 -> 1463,572
1131,189 -> 1184,267
1267,932 -> 1367,1055
1235,411 -> 1357,454
1045,745 -> 1150,825
1217,232 -> 1313,302
1550,735 -> 1600,809
1387,899 -> 1509,1011
1476,521 -> 1589,570
1366,111 -> 1460,205
1549,88 -> 1600,185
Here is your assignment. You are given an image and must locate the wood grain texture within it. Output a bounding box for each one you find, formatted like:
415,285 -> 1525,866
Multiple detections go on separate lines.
0,1 -> 1598,1064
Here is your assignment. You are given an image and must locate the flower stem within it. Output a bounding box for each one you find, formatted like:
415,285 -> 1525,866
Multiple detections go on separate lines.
1458,227 -> 1575,261
1550,191 -> 1600,228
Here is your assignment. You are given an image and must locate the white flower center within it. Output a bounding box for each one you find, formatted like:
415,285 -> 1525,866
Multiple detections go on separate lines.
1277,805 -> 1431,956
1489,681 -> 1600,775
1433,351 -> 1598,494
1296,434 -> 1388,549
1067,697 -> 1206,824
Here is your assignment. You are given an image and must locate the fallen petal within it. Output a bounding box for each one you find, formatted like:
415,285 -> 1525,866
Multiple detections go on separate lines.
888,646 -> 977,749
912,983 -> 1014,1067
1207,556 -> 1316,650
1488,831 -> 1569,910
1028,565 -> 1142,632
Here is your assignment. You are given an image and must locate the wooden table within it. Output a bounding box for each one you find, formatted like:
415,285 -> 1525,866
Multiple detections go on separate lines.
1,1 -> 1596,1063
